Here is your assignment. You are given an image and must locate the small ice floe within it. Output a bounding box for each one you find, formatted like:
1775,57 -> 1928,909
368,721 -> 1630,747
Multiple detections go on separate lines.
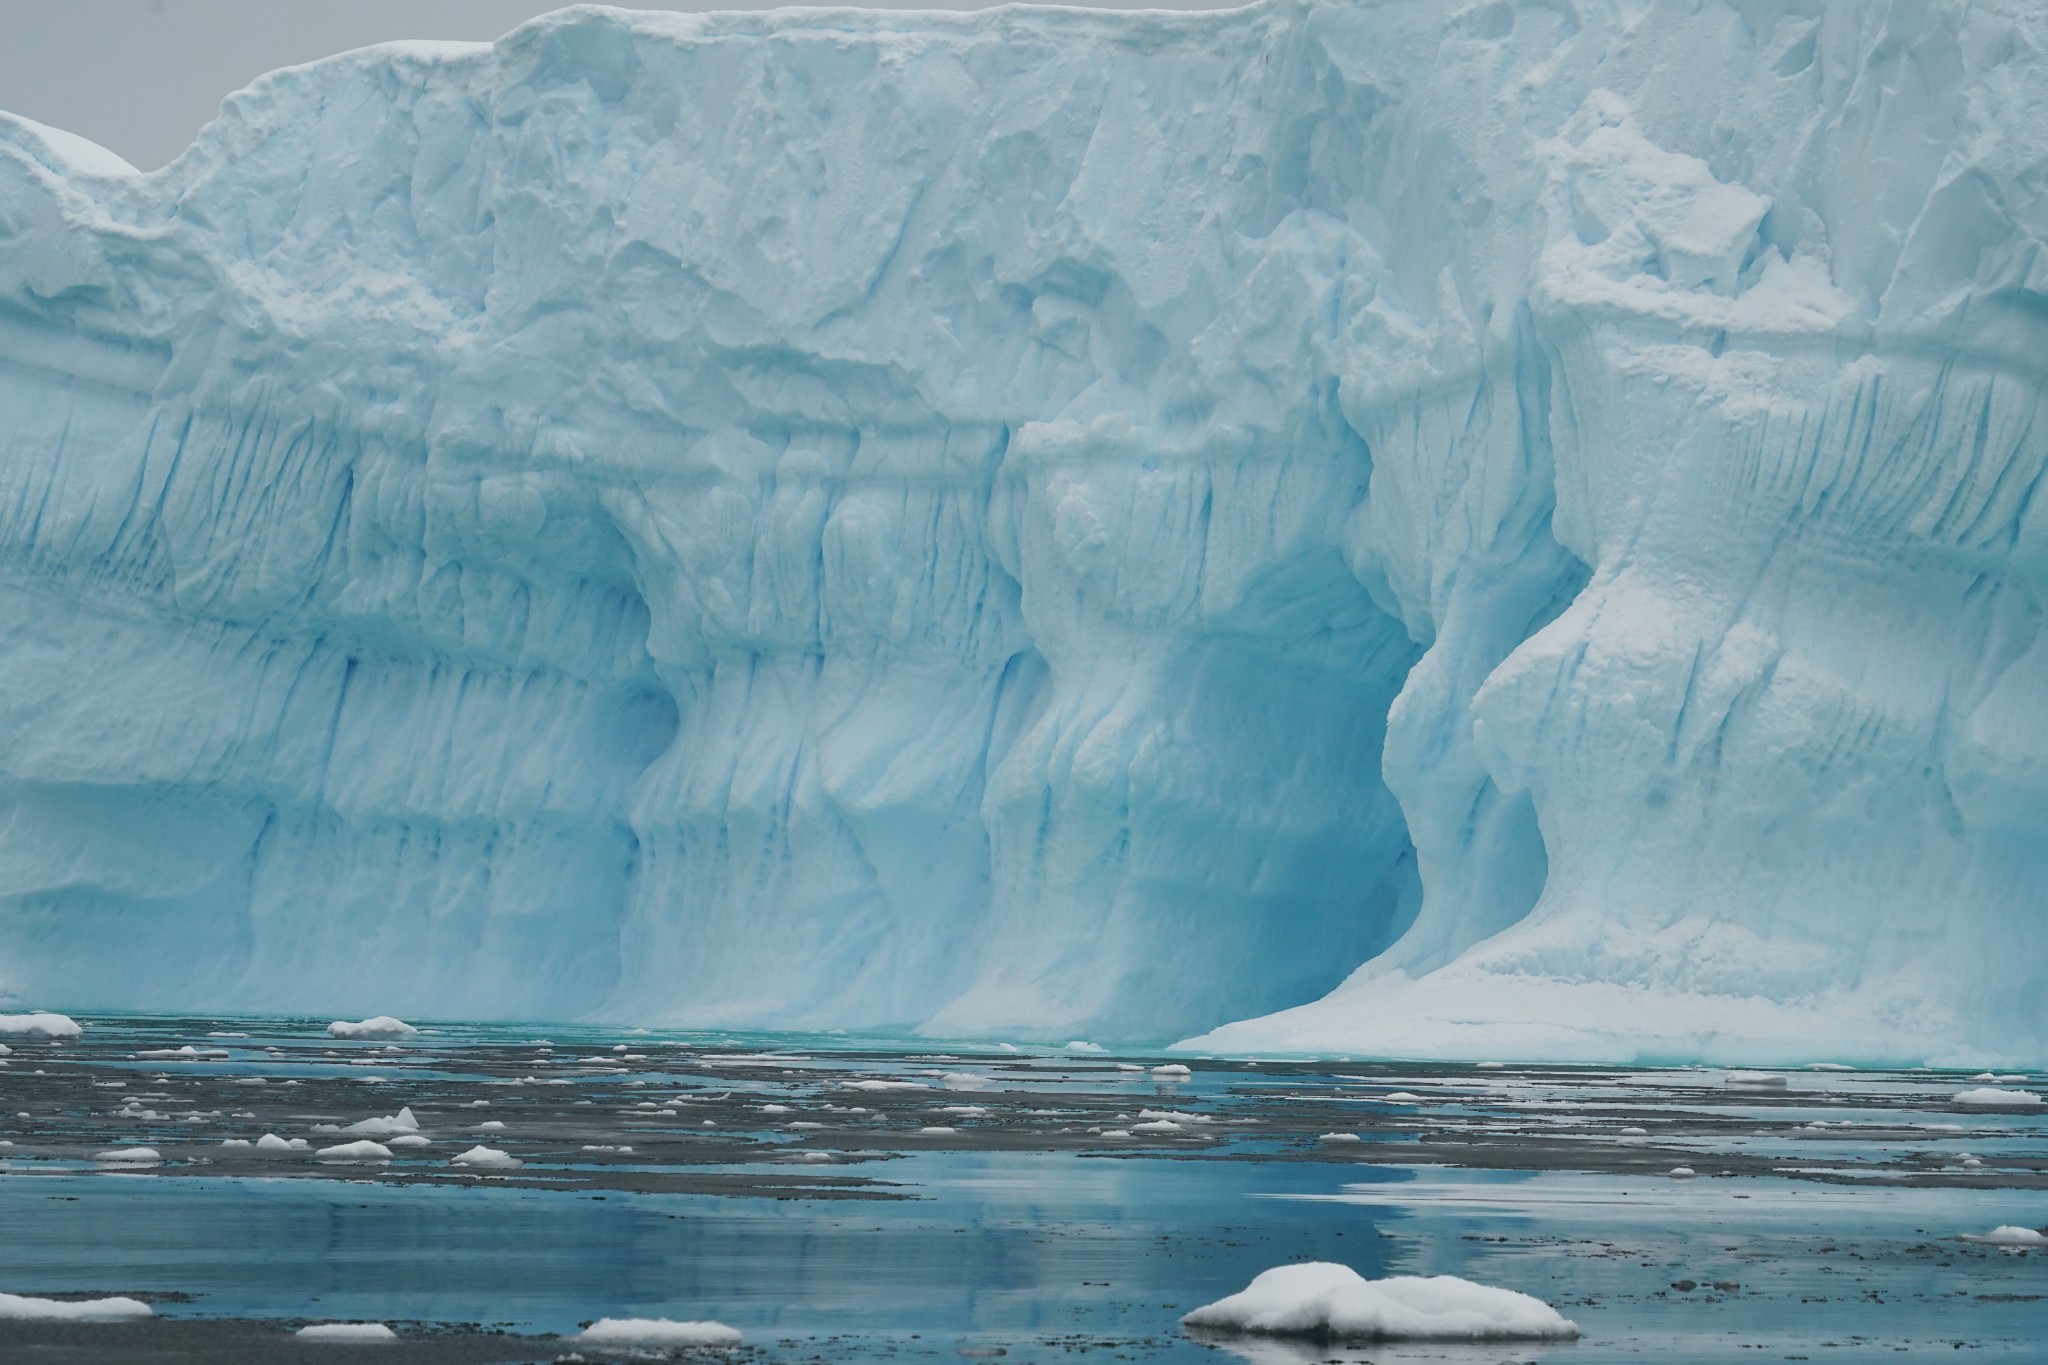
1132,1120 -> 1185,1134
577,1318 -> 741,1347
760,1104 -> 791,1114
1151,1064 -> 1192,1080
256,1133 -> 309,1152
0,1013 -> 81,1040
221,1138 -> 253,1149
581,1145 -> 633,1154
135,1046 -> 230,1061
1960,1226 -> 2047,1247
1100,1128 -> 1134,1139
295,1322 -> 398,1341
1182,1264 -> 1579,1342
1955,1088 -> 2043,1108
1806,1062 -> 1856,1071
781,1150 -> 836,1163
0,1292 -> 152,1320
1475,1061 -> 1506,1070
841,1079 -> 928,1092
1381,1092 -> 1423,1103
1725,1071 -> 1787,1088
940,1073 -> 990,1091
917,1126 -> 958,1135
314,1140 -> 392,1162
318,1107 -> 420,1138
1317,1133 -> 1363,1144
1668,1166 -> 1697,1179
450,1145 -> 521,1170
388,1134 -> 431,1148
326,1017 -> 418,1041
93,1147 -> 161,1166
1065,1041 -> 1106,1054
0,1044 -> 9,1055
473,1120 -> 507,1132
786,1122 -> 826,1131
935,1105 -> 988,1117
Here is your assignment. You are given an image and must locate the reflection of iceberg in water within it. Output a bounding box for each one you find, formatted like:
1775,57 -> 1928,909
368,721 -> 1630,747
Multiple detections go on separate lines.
1184,1329 -> 1577,1365
2,0 -> 2047,1064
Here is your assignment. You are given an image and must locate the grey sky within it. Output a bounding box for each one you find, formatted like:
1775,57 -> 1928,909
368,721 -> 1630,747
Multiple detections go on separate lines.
1,0 -> 1241,172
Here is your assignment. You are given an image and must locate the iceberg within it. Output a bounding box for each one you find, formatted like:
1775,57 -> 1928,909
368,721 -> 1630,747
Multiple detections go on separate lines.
0,0 -> 2043,1064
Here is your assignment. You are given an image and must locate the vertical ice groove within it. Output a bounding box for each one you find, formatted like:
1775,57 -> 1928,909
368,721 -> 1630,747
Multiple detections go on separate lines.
1,0 -> 2046,1061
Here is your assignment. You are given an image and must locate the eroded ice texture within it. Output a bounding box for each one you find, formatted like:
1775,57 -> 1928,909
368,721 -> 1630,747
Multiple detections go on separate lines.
0,1 -> 2044,1062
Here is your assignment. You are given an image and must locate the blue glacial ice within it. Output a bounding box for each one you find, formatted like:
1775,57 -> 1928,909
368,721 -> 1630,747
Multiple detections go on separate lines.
0,0 -> 2044,1065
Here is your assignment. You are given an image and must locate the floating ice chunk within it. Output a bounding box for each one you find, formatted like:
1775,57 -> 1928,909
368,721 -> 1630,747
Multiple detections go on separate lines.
1725,1071 -> 1787,1088
93,1147 -> 160,1165
1317,1133 -> 1362,1144
473,1120 -> 507,1131
1955,1088 -> 2042,1108
1961,1226 -> 2048,1246
256,1134 -> 309,1151
314,1140 -> 392,1161
1151,1064 -> 1192,1080
0,1292 -> 152,1320
388,1134 -> 431,1148
577,1318 -> 741,1346
221,1138 -> 252,1149
935,1105 -> 988,1117
1806,1063 -> 1856,1072
0,1013 -> 80,1040
0,1044 -> 9,1055
940,1073 -> 990,1091
1668,1167 -> 1697,1179
1382,1092 -> 1423,1103
760,1104 -> 791,1114
135,1046 -> 230,1060
1183,1264 -> 1578,1342
1065,1042 -> 1106,1054
1100,1129 -> 1134,1139
295,1323 -> 398,1341
326,1018 -> 418,1041
1132,1119 -> 1183,1134
841,1080 -> 929,1092
326,1107 -> 420,1137
1475,1061 -> 1505,1070
450,1145 -> 521,1170
917,1126 -> 958,1135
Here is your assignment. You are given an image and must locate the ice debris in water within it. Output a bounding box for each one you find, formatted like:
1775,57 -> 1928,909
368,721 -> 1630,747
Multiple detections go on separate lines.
1183,1264 -> 1578,1341
326,1018 -> 418,1041
93,1147 -> 160,1165
1961,1226 -> 2048,1246
314,1140 -> 392,1162
577,1319 -> 742,1347
451,1145 -> 521,1170
295,1323 -> 399,1341
0,1014 -> 80,1040
0,1292 -> 152,1320
256,1133 -> 309,1151
1955,1088 -> 2043,1108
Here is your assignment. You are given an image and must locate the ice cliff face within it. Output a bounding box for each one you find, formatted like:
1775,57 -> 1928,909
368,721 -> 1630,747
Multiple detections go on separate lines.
1,0 -> 2044,1064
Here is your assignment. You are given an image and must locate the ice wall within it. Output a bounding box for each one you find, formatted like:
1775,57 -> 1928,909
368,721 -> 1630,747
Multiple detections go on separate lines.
0,0 -> 2043,1062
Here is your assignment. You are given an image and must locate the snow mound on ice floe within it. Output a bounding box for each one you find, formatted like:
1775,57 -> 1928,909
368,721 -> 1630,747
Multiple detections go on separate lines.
578,1317 -> 742,1346
1955,1088 -> 2042,1108
0,1013 -> 80,1039
1961,1226 -> 2047,1246
327,1017 -> 418,1040
1182,1264 -> 1578,1342
295,1322 -> 398,1341
0,1293 -> 151,1320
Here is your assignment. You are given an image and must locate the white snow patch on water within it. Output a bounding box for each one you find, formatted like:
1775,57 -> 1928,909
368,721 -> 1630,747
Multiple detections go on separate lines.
1182,1264 -> 1578,1342
0,1292 -> 152,1320
451,1145 -> 521,1170
577,1318 -> 741,1346
0,1013 -> 80,1039
326,1018 -> 418,1040
295,1322 -> 398,1341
